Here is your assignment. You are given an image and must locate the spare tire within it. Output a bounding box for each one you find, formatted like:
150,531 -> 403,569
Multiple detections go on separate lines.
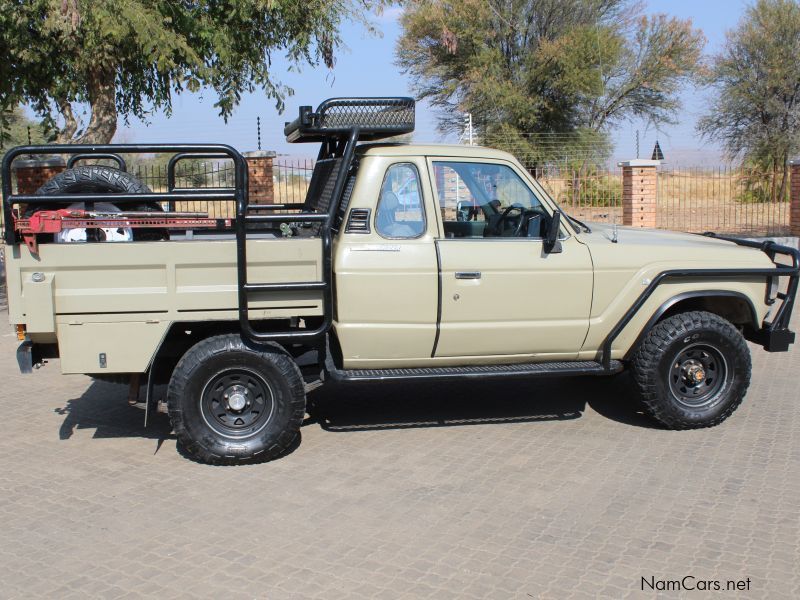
32,165 -> 167,241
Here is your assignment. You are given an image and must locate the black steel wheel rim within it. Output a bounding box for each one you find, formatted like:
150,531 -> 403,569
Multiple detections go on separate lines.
668,343 -> 728,409
200,368 -> 275,438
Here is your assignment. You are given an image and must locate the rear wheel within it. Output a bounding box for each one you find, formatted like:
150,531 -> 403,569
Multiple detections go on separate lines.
167,334 -> 306,465
631,311 -> 751,429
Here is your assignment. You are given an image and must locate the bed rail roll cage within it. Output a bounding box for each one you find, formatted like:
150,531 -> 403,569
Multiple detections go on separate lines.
1,97 -> 416,347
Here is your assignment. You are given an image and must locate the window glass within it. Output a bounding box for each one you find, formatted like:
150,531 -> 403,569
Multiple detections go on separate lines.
375,163 -> 426,238
433,161 -> 546,238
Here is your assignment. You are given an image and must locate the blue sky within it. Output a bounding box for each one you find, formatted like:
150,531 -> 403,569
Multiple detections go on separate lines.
112,0 -> 752,165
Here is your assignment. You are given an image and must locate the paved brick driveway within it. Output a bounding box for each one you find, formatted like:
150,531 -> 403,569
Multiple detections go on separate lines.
0,297 -> 798,598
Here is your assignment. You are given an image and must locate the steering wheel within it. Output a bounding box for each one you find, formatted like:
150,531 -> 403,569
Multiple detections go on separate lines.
493,203 -> 526,237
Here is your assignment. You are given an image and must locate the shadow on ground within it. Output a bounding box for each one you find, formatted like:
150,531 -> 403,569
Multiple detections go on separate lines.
55,380 -> 174,443
54,371 -> 657,454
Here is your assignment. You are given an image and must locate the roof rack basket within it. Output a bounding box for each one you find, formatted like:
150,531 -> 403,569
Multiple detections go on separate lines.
283,97 -> 415,143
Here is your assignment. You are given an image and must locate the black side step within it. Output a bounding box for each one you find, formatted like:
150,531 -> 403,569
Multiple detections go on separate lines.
328,360 -> 623,383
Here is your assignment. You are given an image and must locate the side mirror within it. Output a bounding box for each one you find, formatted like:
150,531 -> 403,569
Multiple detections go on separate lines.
544,210 -> 562,253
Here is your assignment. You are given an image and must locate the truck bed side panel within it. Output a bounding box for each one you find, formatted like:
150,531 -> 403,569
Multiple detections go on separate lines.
5,238 -> 324,373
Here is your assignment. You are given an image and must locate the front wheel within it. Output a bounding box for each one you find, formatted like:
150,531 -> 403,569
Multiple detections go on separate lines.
167,334 -> 306,465
631,311 -> 751,429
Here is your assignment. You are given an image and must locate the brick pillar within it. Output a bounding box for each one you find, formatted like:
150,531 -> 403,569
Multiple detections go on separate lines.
790,159 -> 800,236
12,157 -> 66,194
244,150 -> 276,205
620,159 -> 659,228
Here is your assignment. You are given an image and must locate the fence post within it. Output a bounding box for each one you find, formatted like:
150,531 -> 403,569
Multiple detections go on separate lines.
790,159 -> 800,236
243,150 -> 276,205
619,159 -> 659,228
12,156 -> 66,194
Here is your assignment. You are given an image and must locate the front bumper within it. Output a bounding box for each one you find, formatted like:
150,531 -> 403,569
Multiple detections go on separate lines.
707,234 -> 799,353
746,327 -> 796,352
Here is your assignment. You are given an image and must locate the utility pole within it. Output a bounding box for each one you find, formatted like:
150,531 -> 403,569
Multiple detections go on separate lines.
463,113 -> 473,146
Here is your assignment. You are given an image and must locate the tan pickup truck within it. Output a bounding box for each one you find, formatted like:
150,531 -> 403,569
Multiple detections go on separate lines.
3,98 -> 798,465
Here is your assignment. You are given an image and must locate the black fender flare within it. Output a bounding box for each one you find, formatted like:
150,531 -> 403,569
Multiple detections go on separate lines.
621,290 -> 759,361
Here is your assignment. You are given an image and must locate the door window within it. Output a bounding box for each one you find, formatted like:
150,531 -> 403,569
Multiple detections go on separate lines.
433,161 -> 547,238
375,163 -> 426,238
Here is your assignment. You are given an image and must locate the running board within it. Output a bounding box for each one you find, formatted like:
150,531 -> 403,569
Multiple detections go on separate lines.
328,360 -> 623,383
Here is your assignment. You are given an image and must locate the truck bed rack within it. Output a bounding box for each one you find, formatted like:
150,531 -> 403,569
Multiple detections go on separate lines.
1,97 -> 418,349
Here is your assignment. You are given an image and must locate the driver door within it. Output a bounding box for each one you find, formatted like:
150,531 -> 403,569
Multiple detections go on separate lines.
430,158 -> 593,360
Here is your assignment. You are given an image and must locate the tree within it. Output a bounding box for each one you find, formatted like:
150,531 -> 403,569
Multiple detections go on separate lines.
698,0 -> 800,202
1,0 -> 388,145
0,107 -> 50,150
396,0 -> 704,166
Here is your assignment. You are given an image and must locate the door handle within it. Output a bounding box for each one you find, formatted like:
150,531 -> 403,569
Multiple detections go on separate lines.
455,271 -> 481,280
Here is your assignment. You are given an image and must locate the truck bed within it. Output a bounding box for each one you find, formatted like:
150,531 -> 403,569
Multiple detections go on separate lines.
5,237 -> 324,373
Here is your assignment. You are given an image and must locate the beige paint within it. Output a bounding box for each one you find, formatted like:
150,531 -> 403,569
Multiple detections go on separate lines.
435,237 -> 592,358
5,237 -> 323,373
333,155 -> 438,362
3,143 -> 778,376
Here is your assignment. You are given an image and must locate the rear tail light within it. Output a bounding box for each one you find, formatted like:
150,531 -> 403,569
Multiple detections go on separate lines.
16,324 -> 27,341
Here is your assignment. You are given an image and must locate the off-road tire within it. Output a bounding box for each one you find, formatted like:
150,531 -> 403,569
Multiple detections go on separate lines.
37,165 -> 151,196
631,311 -> 751,429
167,334 -> 306,465
32,166 -> 167,241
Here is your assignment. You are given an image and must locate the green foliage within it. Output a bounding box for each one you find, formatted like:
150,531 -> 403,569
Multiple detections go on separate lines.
1,0 -> 390,143
736,160 -> 791,204
699,0 -> 800,204
567,169 -> 622,207
0,107 -> 50,149
397,0 -> 703,164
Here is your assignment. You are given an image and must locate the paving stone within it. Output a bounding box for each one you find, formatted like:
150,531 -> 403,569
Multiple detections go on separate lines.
0,302 -> 798,597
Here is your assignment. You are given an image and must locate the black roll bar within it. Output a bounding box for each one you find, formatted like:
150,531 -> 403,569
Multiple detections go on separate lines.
236,128 -> 360,343
66,153 -> 127,172
2,144 -> 248,243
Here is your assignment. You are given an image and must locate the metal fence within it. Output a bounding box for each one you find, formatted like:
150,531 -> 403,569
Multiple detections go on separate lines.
656,166 -> 791,236
0,157 -> 794,237
536,165 -> 623,226
536,164 -> 792,236
133,159 -> 237,218
273,159 -> 314,204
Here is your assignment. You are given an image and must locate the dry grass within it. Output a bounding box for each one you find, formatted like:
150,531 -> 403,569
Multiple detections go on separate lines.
169,181 -> 311,219
539,169 -> 791,236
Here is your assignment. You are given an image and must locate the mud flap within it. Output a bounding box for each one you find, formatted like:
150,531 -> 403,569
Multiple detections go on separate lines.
16,341 -> 33,374
143,369 -> 156,427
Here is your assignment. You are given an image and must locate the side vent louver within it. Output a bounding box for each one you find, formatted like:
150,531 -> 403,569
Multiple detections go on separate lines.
345,208 -> 371,234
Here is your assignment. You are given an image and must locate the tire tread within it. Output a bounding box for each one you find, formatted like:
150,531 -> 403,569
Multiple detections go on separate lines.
167,334 -> 305,465
631,310 -> 751,429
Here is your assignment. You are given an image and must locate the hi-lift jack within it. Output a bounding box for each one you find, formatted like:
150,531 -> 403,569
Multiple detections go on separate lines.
14,209 -> 230,254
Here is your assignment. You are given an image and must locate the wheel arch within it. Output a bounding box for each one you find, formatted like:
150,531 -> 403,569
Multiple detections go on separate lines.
147,319 -> 314,385
623,291 -> 759,361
